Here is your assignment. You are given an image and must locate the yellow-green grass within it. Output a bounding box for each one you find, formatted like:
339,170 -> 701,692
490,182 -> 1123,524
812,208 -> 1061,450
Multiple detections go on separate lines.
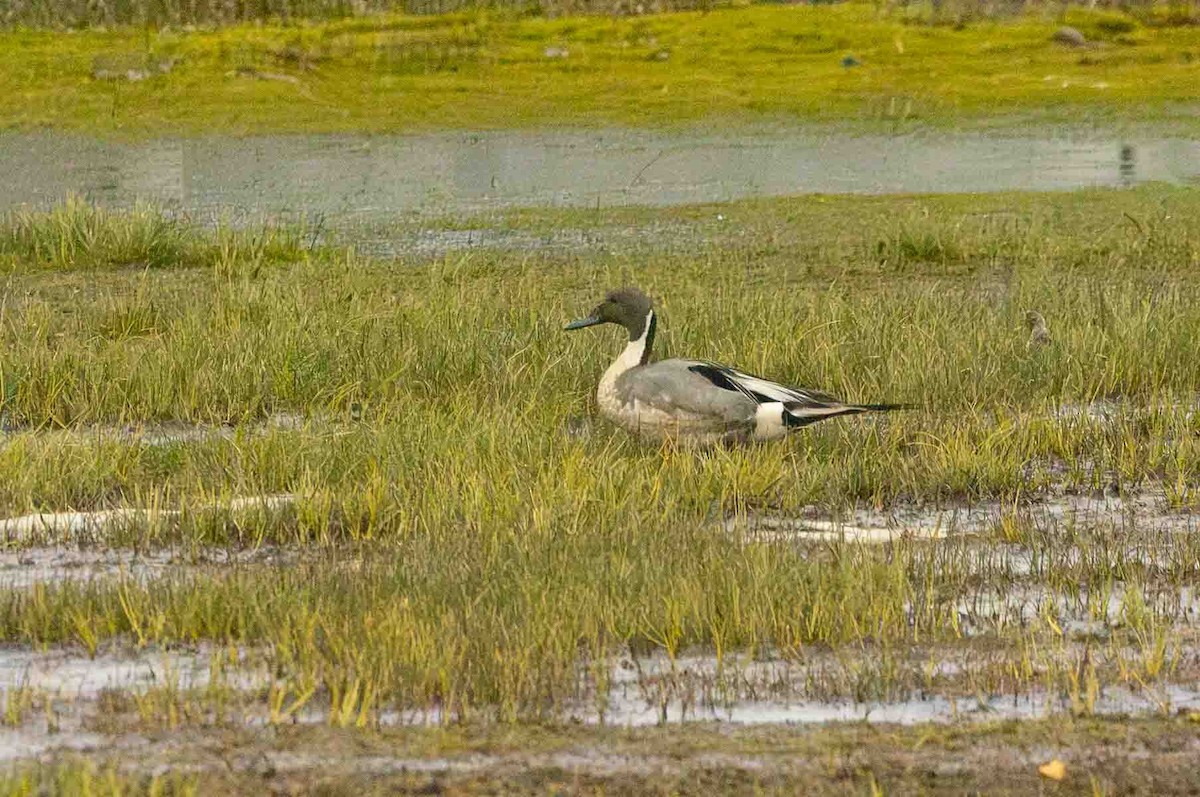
1,187 -> 1199,515
0,760 -> 196,796
2,3 -> 1199,136
0,187 -> 1198,730
3,532 -> 1196,717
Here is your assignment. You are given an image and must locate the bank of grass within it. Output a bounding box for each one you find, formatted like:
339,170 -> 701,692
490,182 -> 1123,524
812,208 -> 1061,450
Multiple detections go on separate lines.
2,530 -> 1196,717
0,761 -> 196,796
2,3 -> 1199,136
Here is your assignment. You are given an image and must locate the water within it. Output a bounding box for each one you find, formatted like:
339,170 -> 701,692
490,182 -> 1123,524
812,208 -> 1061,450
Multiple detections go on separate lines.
589,682 -> 1200,726
0,494 -> 295,544
2,642 -> 1196,753
0,646 -> 224,699
2,129 -> 1198,221
0,544 -> 299,588
726,486 -> 1200,544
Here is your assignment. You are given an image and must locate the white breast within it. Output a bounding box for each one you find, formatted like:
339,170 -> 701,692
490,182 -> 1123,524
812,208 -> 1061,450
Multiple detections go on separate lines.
595,311 -> 653,430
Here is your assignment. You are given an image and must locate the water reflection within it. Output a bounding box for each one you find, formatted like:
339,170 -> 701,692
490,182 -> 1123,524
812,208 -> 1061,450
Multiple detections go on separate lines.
1120,142 -> 1137,185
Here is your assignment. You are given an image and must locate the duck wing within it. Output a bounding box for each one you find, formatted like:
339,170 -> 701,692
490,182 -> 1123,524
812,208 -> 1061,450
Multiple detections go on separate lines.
685,361 -> 911,428
619,359 -> 910,432
685,362 -> 843,406
617,359 -> 760,424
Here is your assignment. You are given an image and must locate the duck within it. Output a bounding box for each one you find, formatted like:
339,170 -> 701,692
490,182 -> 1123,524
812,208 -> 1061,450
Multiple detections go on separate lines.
565,287 -> 910,445
1025,310 -> 1051,349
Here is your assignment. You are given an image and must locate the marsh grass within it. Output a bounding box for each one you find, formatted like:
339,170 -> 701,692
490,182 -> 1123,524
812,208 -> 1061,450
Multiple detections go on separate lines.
2,536 -> 1195,722
1,187 -> 1200,730
0,759 -> 196,795
0,197 -> 308,273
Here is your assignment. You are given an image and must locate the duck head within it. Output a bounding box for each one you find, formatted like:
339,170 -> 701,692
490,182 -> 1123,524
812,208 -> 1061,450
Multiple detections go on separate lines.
564,287 -> 654,342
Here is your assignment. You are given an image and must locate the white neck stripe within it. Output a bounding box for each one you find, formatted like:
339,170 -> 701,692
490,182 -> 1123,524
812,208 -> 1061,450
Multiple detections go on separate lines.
608,309 -> 654,379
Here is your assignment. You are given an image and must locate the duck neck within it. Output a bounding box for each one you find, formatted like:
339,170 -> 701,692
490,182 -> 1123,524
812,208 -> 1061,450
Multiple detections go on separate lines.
607,310 -> 656,379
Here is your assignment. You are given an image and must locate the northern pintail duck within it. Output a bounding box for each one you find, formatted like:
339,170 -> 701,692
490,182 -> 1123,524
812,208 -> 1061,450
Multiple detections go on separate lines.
566,288 -> 909,445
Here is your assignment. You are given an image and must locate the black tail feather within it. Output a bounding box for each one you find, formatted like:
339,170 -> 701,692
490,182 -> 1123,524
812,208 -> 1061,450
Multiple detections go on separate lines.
782,401 -> 914,429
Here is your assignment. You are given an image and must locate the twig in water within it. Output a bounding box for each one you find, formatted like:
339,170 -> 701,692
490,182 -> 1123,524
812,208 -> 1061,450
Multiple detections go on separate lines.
627,149 -> 667,190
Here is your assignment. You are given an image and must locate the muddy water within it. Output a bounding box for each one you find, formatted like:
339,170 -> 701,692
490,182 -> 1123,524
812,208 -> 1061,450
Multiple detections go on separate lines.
3,641 -> 1198,763
0,494 -> 295,544
727,483 -> 1200,544
0,544 -> 299,587
579,647 -> 1200,726
2,130 -> 1198,221
590,679 -> 1200,726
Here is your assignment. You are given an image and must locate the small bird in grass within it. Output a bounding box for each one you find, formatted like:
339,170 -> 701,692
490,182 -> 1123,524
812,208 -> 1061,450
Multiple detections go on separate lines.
1026,310 -> 1051,349
565,288 -> 911,445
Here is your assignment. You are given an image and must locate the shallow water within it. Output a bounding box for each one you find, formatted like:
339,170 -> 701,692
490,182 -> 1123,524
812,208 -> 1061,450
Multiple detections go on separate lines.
0,726 -> 110,764
6,642 -> 1196,742
578,647 -> 1200,726
3,637 -> 1199,768
728,486 -> 1200,544
0,544 -> 298,588
587,681 -> 1200,726
0,494 -> 295,544
0,645 -> 224,699
2,129 -> 1197,222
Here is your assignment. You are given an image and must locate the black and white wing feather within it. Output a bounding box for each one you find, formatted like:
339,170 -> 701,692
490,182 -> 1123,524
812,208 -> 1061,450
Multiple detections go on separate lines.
686,361 -> 908,428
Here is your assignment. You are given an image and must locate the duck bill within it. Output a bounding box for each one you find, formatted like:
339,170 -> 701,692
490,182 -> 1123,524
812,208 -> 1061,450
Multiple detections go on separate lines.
564,315 -> 602,331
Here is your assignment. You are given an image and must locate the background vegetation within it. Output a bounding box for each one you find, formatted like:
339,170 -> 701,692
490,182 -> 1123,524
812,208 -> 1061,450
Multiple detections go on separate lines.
2,1 -> 1198,135
4,0 -> 1199,29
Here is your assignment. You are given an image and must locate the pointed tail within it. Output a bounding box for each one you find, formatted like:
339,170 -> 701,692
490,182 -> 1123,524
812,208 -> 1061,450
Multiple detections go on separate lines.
783,401 -> 914,429
852,403 -> 916,412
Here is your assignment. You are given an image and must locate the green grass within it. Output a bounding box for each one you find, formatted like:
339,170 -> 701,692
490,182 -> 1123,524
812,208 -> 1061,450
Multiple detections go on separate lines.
2,3 -> 1199,136
0,186 -> 1198,510
0,187 -> 1199,737
0,198 -> 310,273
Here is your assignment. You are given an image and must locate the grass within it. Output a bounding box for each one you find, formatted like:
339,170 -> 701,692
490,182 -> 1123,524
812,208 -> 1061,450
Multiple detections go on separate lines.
0,187 -> 1199,512
0,187 -> 1200,698
2,3 -> 1199,136
0,760 -> 197,795
2,0 -> 728,28
0,197 -> 310,273
5,0 -> 1198,27
2,187 -> 1200,789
